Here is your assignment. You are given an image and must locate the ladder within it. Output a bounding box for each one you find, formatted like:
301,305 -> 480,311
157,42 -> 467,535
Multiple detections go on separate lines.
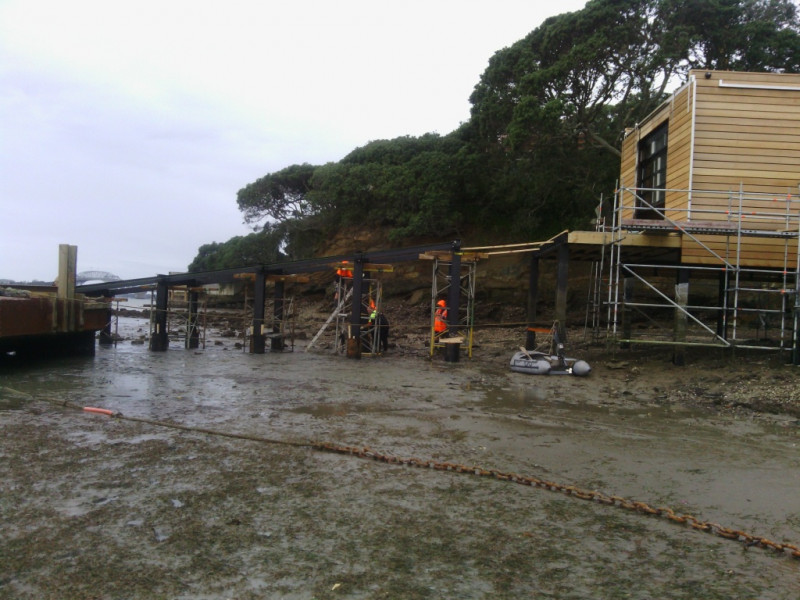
305,287 -> 352,352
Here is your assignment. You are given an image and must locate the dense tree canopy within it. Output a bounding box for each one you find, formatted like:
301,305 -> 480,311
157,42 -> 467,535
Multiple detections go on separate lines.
192,0 -> 800,270
187,225 -> 286,272
237,162 -> 317,227
307,134 -> 472,241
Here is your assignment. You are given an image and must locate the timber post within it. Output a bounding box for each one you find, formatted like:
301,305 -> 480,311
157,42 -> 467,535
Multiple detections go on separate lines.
149,276 -> 169,351
57,244 -> 77,333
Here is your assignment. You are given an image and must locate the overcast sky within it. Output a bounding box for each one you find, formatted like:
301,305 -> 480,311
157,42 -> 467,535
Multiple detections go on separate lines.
0,0 -> 587,282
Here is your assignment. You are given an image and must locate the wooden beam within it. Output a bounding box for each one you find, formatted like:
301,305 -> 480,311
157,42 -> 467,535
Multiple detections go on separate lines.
568,230 -> 682,248
418,251 -> 488,262
266,274 -> 310,283
363,263 -> 394,272
464,230 -> 568,252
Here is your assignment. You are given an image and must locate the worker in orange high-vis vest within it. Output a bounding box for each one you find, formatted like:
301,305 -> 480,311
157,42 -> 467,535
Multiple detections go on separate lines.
434,299 -> 448,338
336,262 -> 353,279
333,262 -> 352,304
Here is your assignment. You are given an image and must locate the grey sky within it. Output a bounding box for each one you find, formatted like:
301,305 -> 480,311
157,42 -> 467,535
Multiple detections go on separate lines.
0,0 -> 587,282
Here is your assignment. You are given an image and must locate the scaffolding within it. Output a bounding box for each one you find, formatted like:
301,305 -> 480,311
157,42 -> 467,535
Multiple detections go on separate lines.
147,286 -> 208,349
238,280 -> 297,352
306,272 -> 385,355
429,256 -> 476,357
265,294 -> 296,352
586,196 -> 610,345
595,186 -> 800,353
333,276 -> 384,355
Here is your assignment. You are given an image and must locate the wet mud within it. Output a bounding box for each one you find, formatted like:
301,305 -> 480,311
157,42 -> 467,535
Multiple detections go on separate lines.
1,309 -> 800,599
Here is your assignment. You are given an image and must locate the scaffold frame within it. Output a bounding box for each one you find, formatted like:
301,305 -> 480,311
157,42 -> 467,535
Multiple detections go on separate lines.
429,257 -> 476,357
333,276 -> 384,355
594,185 -> 800,355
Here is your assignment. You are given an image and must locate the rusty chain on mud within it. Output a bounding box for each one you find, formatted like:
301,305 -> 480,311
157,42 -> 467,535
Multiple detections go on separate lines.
52,398 -> 800,560
313,442 -> 800,559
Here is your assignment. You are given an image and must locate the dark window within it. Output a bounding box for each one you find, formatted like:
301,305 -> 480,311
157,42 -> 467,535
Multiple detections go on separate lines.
636,122 -> 668,219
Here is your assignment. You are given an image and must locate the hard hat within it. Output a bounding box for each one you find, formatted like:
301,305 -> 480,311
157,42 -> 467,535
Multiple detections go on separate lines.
437,300 -> 446,307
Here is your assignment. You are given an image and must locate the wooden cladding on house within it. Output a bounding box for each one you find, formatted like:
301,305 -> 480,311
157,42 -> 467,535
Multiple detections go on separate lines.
693,71 -> 800,196
617,70 -> 800,270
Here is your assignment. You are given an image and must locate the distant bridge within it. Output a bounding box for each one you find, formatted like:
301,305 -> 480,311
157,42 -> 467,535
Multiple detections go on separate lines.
76,271 -> 121,285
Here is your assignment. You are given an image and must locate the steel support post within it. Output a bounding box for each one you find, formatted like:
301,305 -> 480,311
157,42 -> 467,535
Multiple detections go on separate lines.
149,277 -> 169,351
716,270 -> 729,340
347,256 -> 364,359
250,271 -> 267,354
271,280 -> 285,352
526,255 -> 540,350
445,241 -> 462,363
673,268 -> 690,365
555,243 -> 569,342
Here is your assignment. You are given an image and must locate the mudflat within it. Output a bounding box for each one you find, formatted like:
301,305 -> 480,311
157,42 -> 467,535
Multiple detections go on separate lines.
1,305 -> 799,599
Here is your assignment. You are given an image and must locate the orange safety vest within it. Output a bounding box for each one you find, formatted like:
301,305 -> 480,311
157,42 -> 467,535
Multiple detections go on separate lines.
434,307 -> 448,333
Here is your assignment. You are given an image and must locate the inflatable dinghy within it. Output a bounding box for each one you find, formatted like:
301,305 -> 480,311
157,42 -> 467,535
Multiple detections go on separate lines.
509,350 -> 591,377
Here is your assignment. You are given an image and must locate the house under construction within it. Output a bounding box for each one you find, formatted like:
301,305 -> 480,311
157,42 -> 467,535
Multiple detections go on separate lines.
67,70 -> 800,366
564,69 -> 800,363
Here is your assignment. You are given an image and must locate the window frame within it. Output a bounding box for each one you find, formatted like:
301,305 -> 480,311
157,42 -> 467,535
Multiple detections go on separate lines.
636,121 -> 668,220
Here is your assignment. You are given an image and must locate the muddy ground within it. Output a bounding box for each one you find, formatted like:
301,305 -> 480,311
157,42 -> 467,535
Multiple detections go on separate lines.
1,297 -> 800,599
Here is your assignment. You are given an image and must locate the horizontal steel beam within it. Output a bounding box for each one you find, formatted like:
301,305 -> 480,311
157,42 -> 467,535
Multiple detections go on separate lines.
77,241 -> 458,296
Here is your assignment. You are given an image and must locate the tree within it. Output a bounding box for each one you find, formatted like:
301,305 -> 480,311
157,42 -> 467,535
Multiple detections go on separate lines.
236,163 -> 317,228
307,133 -> 471,240
662,0 -> 800,73
465,0 -> 800,238
187,225 -> 286,272
222,0 -> 800,254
